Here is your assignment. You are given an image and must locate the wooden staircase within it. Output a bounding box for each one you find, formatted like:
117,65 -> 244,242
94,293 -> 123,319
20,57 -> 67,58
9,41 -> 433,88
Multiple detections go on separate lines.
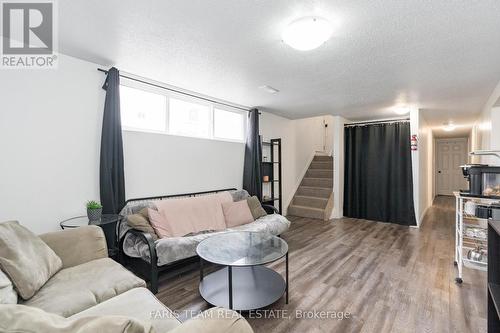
288,155 -> 333,220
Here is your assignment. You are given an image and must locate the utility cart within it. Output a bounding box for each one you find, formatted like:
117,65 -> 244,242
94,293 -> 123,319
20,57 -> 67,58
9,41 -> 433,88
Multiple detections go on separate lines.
454,192 -> 499,283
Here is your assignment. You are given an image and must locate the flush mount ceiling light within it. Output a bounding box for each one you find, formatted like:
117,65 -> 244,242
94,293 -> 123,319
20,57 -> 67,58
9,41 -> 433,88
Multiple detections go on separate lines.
443,122 -> 456,132
394,106 -> 411,115
282,16 -> 333,51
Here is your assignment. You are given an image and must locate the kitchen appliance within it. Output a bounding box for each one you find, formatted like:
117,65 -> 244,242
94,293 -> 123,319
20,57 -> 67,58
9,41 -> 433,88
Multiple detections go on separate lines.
460,165 -> 500,198
475,205 -> 490,219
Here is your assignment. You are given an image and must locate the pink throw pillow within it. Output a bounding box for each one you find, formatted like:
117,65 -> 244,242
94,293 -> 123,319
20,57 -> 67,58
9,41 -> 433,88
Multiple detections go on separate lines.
222,200 -> 254,228
147,208 -> 172,238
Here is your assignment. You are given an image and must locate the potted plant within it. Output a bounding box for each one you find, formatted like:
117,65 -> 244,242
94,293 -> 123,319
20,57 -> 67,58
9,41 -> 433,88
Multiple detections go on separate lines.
86,200 -> 103,221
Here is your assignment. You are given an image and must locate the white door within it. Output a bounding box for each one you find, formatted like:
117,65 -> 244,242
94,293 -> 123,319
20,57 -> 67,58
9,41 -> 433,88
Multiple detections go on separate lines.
436,139 -> 468,195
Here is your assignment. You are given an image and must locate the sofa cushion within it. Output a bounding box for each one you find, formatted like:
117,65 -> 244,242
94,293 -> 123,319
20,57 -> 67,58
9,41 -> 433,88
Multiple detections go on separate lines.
22,258 -> 146,317
127,209 -> 158,241
71,287 -> 181,333
39,225 -> 108,269
169,307 -> 253,333
222,200 -> 254,228
0,220 -> 62,300
151,191 -> 232,238
0,304 -> 154,333
0,269 -> 17,304
246,196 -> 267,220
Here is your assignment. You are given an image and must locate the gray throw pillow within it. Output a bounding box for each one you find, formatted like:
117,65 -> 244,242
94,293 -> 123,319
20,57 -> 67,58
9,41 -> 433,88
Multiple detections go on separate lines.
0,221 -> 62,300
246,196 -> 268,220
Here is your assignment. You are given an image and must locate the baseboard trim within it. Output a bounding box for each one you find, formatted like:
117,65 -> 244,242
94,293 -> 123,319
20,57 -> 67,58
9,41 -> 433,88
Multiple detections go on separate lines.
416,201 -> 434,228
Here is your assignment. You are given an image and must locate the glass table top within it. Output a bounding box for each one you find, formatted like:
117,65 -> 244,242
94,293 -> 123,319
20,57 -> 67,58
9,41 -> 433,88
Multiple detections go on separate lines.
196,231 -> 288,266
60,215 -> 122,228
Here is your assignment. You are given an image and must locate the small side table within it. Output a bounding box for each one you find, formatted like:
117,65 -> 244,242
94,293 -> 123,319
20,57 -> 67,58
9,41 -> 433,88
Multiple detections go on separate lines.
60,214 -> 123,260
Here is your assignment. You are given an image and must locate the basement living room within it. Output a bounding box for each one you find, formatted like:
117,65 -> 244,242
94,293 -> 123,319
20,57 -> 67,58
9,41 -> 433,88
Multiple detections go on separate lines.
2,1 -> 500,333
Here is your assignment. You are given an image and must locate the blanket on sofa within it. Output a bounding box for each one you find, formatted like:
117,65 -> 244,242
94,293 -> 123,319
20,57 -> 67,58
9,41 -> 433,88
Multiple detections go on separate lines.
123,213 -> 290,266
150,192 -> 232,238
119,190 -> 291,266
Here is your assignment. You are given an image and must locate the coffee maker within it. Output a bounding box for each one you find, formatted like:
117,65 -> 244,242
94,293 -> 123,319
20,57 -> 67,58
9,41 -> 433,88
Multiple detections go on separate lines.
461,151 -> 500,198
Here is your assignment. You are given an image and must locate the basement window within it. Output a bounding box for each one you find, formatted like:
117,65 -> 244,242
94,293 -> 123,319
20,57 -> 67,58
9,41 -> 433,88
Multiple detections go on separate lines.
119,83 -> 246,143
169,97 -> 211,138
120,85 -> 167,132
214,108 -> 245,141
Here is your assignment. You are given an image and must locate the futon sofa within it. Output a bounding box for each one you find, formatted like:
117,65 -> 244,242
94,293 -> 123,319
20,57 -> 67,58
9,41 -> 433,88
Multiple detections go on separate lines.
0,222 -> 253,333
119,189 -> 291,293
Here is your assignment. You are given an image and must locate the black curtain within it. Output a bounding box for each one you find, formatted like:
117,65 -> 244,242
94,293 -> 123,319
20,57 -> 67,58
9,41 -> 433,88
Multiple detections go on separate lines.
100,67 -> 125,214
243,109 -> 263,200
343,122 -> 416,226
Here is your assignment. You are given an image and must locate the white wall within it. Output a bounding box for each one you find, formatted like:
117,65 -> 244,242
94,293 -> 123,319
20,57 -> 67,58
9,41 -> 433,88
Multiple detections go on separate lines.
410,109 -> 434,226
0,54 -> 104,234
493,108 -> 500,159
410,109 -> 420,224
472,108 -> 493,164
123,131 -> 244,199
0,54 -> 244,233
471,80 -> 500,166
331,116 -> 347,219
417,112 -> 434,224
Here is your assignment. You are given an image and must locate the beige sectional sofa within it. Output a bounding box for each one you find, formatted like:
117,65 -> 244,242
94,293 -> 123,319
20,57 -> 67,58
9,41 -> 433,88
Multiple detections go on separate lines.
0,222 -> 253,333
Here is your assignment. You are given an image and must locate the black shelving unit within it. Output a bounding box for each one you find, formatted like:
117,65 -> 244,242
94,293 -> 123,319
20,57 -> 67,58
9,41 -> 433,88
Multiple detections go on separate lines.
261,138 -> 282,214
488,219 -> 500,332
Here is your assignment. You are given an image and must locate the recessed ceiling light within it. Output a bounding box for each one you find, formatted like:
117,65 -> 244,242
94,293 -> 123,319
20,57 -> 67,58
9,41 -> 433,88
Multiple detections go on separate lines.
259,85 -> 279,94
394,106 -> 411,115
443,122 -> 456,132
282,16 -> 333,51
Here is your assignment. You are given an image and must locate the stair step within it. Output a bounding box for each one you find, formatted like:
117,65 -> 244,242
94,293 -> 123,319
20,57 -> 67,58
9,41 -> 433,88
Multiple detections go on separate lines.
306,169 -> 333,179
288,205 -> 325,220
313,155 -> 332,162
297,186 -> 332,198
310,161 -> 333,170
293,195 -> 328,209
301,177 -> 333,188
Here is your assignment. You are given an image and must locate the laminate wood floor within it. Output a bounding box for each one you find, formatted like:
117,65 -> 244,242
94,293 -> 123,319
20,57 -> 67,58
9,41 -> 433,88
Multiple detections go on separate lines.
156,196 -> 486,332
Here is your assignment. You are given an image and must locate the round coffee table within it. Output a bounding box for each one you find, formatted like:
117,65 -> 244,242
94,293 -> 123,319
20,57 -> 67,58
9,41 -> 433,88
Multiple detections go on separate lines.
196,231 -> 289,311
